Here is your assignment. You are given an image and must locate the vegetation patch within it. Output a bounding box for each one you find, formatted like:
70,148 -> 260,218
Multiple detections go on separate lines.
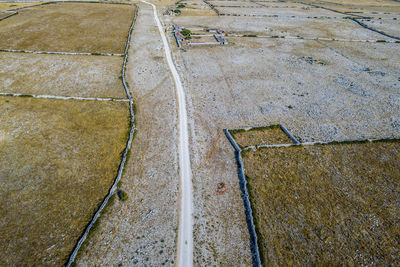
0,2 -> 38,11
0,96 -> 130,266
242,140 -> 400,266
117,190 -> 128,201
230,125 -> 292,147
0,2 -> 136,54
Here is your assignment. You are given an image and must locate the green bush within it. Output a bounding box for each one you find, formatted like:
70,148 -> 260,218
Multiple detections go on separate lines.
180,28 -> 191,36
117,190 -> 128,201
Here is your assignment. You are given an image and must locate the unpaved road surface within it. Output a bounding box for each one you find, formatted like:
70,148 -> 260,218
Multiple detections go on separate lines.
141,1 -> 194,266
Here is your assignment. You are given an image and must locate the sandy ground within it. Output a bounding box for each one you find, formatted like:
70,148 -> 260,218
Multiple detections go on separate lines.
76,4 -> 180,266
0,52 -> 126,98
0,97 -> 130,266
0,2 -> 135,53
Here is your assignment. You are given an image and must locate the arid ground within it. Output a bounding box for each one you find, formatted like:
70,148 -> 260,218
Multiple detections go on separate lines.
0,1 -> 135,265
0,0 -> 399,266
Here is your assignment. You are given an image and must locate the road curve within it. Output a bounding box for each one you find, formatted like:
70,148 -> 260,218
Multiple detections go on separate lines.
140,1 -> 193,266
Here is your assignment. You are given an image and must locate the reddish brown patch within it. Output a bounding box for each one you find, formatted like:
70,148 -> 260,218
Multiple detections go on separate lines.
216,182 -> 227,195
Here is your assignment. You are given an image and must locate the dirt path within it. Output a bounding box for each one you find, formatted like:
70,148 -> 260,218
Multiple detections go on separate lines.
75,4 -> 180,266
141,1 -> 194,266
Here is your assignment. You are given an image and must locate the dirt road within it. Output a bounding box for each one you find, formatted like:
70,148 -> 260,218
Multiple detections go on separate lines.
141,1 -> 194,266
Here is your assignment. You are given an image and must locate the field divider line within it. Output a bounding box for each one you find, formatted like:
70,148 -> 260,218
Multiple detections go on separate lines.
203,0 -> 220,15
0,92 -> 129,102
297,1 -> 369,19
297,1 -> 400,40
0,49 -> 124,57
220,13 -> 340,19
141,1 -> 194,266
226,124 -> 400,267
4,2 -> 51,12
223,129 -> 262,267
280,124 -> 300,144
65,4 -> 138,267
242,137 -> 400,150
3,1 -> 136,12
225,34 -> 400,43
0,11 -> 18,21
347,17 -> 400,41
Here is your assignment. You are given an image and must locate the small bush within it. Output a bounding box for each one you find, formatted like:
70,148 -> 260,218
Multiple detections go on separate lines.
117,189 -> 128,201
177,4 -> 185,8
180,28 -> 191,36
173,9 -> 181,14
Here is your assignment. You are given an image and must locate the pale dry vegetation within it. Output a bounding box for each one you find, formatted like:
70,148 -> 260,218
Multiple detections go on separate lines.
0,52 -> 126,98
181,9 -> 217,16
230,125 -> 292,147
0,2 -> 38,11
242,140 -> 400,265
0,2 -> 136,53
0,96 -> 130,266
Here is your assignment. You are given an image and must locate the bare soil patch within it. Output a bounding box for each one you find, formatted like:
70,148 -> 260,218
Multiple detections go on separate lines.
0,52 -> 126,98
0,2 -> 135,53
0,96 -> 130,266
242,140 -> 400,265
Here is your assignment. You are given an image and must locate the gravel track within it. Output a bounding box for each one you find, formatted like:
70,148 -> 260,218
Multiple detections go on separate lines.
141,1 -> 194,265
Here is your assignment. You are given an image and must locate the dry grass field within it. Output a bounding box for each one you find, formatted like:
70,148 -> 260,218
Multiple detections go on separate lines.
0,2 -> 38,11
242,140 -> 400,265
230,125 -> 292,147
0,96 -> 130,266
0,2 -> 135,53
0,11 -> 14,20
0,52 -> 126,98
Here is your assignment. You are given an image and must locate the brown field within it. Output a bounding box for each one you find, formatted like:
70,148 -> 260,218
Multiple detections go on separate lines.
0,52 -> 126,98
0,2 -> 135,53
242,140 -> 400,265
230,125 -> 292,147
0,96 -> 130,266
0,2 -> 38,11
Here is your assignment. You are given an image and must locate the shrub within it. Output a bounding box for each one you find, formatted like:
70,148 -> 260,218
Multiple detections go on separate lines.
180,28 -> 191,36
117,189 -> 128,201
